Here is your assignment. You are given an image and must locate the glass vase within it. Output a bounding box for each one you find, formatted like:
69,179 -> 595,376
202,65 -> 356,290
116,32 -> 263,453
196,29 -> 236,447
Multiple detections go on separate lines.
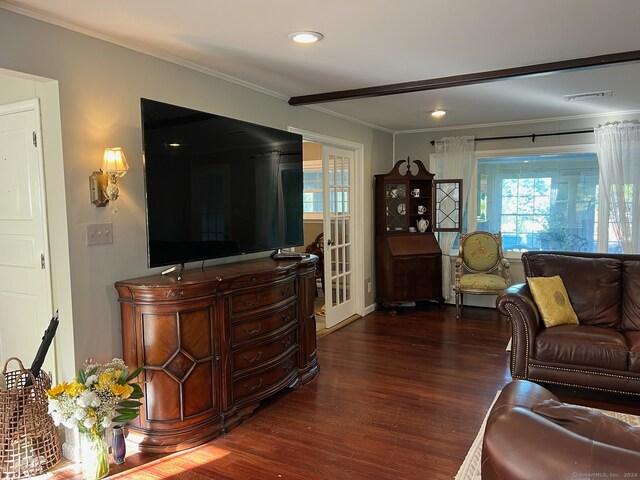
112,425 -> 126,464
80,431 -> 110,479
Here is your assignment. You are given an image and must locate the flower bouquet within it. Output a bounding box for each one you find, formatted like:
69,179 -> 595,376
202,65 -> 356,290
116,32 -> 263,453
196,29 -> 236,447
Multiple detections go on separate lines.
46,358 -> 143,479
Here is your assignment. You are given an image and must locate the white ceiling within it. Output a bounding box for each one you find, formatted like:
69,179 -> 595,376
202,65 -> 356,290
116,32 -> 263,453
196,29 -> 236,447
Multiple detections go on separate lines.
3,0 -> 640,132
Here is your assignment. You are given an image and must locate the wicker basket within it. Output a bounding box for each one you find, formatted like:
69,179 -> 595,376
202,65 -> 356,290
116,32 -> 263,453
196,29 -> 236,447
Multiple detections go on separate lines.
0,357 -> 61,479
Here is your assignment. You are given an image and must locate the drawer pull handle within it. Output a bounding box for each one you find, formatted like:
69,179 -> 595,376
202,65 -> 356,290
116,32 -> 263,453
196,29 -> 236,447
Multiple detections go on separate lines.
242,296 -> 264,307
167,289 -> 184,298
282,336 -> 292,348
283,361 -> 294,373
281,287 -> 292,297
243,351 -> 263,363
243,323 -> 262,335
282,313 -> 292,323
244,377 -> 263,392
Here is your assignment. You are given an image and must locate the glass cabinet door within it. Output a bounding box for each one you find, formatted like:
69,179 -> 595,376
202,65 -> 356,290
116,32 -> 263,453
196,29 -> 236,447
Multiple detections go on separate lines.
433,179 -> 462,232
385,183 -> 407,231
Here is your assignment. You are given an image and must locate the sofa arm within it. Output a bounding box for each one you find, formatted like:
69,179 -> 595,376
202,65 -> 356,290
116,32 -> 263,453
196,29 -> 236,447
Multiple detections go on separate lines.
496,283 -> 541,378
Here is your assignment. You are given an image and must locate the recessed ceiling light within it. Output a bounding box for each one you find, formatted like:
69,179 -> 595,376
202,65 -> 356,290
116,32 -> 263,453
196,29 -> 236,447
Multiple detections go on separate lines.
289,31 -> 324,44
430,109 -> 447,119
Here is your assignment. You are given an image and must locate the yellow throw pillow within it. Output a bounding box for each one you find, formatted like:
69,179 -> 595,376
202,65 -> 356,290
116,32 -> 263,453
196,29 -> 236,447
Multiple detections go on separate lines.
527,275 -> 579,328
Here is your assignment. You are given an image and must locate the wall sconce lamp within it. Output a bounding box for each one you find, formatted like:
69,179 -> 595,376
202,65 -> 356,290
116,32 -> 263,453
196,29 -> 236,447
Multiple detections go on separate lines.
90,147 -> 129,207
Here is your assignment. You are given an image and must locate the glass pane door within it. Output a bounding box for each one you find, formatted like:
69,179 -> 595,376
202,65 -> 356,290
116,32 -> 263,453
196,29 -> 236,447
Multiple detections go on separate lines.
323,146 -> 355,328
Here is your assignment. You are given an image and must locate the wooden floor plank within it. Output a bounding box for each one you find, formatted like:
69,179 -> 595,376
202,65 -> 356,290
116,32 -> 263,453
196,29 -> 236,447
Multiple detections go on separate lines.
45,304 -> 640,479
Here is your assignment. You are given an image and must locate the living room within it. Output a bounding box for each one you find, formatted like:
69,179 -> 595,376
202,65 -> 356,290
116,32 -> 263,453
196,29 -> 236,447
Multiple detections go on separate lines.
1,2 -> 640,479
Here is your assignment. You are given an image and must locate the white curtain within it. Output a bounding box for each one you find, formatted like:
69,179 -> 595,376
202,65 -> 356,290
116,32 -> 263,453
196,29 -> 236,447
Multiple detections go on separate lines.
432,136 -> 476,300
594,122 -> 640,253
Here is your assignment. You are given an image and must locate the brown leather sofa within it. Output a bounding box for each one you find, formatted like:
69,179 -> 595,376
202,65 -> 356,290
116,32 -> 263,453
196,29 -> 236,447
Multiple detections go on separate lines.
481,379 -> 640,480
497,251 -> 640,395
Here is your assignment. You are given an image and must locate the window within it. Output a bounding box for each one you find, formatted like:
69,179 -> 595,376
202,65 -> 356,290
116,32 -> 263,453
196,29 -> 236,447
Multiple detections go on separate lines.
477,153 -> 600,253
303,163 -> 350,219
303,169 -> 323,215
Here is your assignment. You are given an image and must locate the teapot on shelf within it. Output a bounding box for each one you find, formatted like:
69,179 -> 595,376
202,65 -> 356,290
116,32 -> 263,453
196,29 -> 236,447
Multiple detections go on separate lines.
416,217 -> 429,233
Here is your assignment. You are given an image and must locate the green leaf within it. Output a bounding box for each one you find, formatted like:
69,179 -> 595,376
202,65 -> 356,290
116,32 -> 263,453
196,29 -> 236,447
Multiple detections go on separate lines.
77,368 -> 86,384
125,366 -> 143,382
118,400 -> 142,408
118,367 -> 129,384
129,384 -> 144,399
116,408 -> 138,416
112,414 -> 135,423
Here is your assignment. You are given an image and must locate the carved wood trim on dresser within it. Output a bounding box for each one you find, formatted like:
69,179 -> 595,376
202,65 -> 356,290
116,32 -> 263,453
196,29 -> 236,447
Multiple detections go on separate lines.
115,256 -> 319,453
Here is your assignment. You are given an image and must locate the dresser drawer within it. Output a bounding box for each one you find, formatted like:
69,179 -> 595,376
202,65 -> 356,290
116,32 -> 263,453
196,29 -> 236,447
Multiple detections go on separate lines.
231,304 -> 296,346
232,327 -> 297,373
222,266 -> 297,291
230,279 -> 295,316
233,352 -> 297,403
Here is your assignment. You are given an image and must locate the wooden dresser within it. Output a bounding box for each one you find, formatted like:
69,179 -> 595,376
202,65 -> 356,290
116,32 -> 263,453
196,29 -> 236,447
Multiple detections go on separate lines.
115,256 -> 319,453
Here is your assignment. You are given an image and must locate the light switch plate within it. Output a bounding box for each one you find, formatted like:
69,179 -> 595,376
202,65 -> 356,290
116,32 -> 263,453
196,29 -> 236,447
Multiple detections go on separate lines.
86,223 -> 113,246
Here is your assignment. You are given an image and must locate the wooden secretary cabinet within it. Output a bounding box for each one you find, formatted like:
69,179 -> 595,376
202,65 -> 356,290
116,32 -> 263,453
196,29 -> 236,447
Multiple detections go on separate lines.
374,158 -> 461,307
115,256 -> 319,453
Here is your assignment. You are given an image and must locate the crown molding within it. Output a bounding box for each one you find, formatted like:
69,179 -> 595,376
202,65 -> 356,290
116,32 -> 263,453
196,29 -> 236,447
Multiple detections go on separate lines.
394,109 -> 640,135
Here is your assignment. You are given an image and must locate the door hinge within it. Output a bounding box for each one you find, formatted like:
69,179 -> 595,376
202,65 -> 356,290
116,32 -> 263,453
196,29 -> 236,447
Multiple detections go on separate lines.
41,253 -> 45,269
33,131 -> 37,147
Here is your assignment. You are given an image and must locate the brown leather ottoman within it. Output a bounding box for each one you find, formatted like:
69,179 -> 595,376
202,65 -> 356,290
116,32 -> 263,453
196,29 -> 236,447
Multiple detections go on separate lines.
481,380 -> 640,479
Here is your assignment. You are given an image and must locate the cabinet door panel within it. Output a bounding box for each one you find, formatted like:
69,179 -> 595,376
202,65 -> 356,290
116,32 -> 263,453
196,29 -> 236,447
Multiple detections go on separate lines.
393,255 -> 442,301
145,370 -> 181,422
183,362 -> 215,418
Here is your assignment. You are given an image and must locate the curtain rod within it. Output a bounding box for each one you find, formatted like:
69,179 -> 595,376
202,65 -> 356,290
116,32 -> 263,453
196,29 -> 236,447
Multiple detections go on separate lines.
429,128 -> 594,146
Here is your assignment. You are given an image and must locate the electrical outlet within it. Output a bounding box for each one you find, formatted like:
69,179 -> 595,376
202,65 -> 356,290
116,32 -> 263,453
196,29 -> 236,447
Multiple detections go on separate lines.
86,222 -> 113,246
367,281 -> 372,293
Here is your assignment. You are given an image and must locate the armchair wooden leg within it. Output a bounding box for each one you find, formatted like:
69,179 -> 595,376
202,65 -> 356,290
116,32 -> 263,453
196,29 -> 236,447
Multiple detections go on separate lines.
455,292 -> 460,319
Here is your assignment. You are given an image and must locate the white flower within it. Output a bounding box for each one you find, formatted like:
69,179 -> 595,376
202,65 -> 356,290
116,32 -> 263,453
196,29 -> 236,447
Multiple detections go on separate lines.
83,416 -> 96,429
77,391 -> 101,408
85,375 -> 98,387
74,409 -> 86,420
48,399 -> 59,414
101,417 -> 111,428
50,411 -> 62,425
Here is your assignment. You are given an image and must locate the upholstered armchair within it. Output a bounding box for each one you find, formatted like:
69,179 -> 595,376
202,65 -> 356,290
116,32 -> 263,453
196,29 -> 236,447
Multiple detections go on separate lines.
453,231 -> 510,319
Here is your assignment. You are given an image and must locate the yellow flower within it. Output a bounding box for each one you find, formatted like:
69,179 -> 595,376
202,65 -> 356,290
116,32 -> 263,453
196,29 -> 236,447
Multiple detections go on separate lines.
66,380 -> 86,397
110,383 -> 134,399
97,372 -> 114,390
47,382 -> 68,397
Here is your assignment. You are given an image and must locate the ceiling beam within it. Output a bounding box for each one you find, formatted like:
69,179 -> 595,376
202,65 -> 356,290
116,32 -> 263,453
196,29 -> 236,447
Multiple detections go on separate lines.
288,50 -> 640,106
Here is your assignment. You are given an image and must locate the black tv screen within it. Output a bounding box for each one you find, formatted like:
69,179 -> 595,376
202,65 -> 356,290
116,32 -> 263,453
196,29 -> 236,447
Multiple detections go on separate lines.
141,98 -> 304,268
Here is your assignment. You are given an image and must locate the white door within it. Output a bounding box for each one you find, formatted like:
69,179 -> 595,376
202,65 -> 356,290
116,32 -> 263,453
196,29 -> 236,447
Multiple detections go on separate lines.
0,101 -> 54,376
323,146 -> 356,328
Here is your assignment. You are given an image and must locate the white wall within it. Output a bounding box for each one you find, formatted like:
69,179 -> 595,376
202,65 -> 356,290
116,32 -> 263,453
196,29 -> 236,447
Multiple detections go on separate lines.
0,9 -> 393,378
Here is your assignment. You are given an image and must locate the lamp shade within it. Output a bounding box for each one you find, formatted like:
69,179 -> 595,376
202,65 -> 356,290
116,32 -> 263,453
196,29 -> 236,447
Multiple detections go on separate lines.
102,147 -> 129,175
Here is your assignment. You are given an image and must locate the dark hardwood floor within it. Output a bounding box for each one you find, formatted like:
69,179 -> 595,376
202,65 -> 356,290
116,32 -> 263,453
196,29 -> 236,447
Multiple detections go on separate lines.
47,304 -> 640,479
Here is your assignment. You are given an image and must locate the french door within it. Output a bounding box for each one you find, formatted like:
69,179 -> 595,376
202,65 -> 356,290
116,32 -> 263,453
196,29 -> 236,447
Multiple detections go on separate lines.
323,146 -> 355,328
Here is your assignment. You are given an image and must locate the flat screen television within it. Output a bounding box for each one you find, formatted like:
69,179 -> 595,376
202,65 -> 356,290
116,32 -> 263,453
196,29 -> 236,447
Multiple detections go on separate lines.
141,98 -> 304,268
